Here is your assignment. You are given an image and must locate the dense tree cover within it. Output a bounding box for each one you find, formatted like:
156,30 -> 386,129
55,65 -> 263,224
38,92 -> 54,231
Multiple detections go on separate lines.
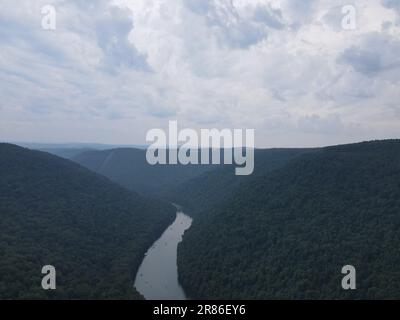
168,148 -> 313,215
0,144 -> 175,299
178,140 -> 400,299
73,148 -> 214,197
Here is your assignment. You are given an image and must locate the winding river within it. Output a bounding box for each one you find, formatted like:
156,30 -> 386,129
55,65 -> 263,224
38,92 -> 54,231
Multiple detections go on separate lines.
134,207 -> 192,300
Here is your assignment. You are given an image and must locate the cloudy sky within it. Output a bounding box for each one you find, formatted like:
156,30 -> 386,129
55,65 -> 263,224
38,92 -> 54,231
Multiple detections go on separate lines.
0,0 -> 399,147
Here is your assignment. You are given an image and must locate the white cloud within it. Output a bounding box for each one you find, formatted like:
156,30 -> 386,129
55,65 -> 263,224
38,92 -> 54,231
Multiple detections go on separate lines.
0,0 -> 399,147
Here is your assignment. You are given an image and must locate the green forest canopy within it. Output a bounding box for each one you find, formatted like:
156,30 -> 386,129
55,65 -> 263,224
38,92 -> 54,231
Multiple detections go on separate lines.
0,144 -> 175,299
178,140 -> 400,299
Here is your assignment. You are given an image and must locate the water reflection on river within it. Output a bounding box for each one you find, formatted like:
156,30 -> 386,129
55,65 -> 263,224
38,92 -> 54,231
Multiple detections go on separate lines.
134,210 -> 192,300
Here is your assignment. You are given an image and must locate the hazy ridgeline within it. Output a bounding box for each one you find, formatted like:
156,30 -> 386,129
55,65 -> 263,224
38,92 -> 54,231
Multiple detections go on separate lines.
72,148 -> 216,197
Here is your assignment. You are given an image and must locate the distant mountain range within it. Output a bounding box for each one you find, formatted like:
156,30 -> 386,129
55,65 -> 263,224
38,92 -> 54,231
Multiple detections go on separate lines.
72,148 -> 216,197
13,142 -> 148,150
11,143 -> 147,159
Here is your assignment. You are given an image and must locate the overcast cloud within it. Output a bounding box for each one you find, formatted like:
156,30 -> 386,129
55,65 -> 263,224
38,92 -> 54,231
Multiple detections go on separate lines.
0,0 -> 399,147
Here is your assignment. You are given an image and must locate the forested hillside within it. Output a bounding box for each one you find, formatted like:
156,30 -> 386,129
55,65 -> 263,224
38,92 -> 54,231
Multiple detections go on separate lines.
0,144 -> 175,299
72,148 -> 214,197
168,148 -> 313,215
178,140 -> 400,299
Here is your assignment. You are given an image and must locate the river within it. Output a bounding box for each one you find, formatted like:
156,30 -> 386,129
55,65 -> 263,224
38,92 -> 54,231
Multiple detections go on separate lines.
134,207 -> 192,300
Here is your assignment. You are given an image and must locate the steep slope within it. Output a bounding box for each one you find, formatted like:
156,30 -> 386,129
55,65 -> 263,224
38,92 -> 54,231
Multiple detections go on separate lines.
72,148 -> 214,196
178,140 -> 400,299
168,148 -> 313,215
0,144 -> 175,299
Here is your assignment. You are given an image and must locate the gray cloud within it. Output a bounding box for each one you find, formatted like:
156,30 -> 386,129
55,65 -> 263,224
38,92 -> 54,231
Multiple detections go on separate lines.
382,0 -> 400,15
253,4 -> 285,30
0,0 -> 400,147
0,13 -> 66,63
338,33 -> 400,77
281,0 -> 319,29
94,7 -> 151,73
339,47 -> 383,75
183,0 -> 269,48
382,0 -> 400,25
297,114 -> 344,135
